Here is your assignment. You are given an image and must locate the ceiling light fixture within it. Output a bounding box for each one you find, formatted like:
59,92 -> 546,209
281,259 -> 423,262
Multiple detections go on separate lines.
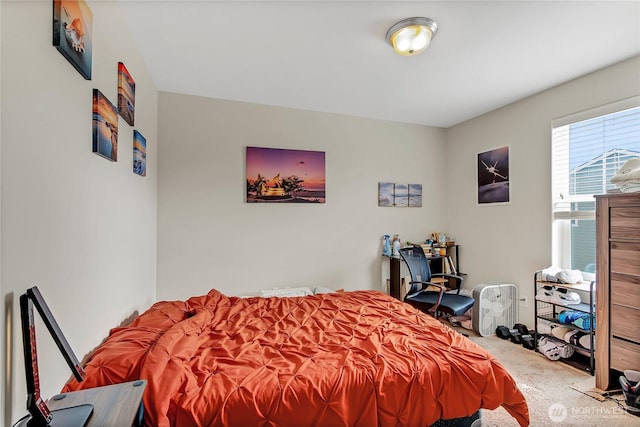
386,17 -> 438,56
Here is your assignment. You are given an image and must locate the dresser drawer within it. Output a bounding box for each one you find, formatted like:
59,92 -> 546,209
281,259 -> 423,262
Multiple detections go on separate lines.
610,338 -> 640,372
611,305 -> 640,343
610,207 -> 640,240
611,273 -> 640,309
610,242 -> 640,277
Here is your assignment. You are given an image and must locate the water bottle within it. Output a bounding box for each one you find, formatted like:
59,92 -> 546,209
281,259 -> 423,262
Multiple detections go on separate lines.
383,235 -> 392,256
392,234 -> 401,256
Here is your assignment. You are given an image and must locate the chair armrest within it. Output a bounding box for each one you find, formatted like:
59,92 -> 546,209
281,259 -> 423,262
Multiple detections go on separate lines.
406,280 -> 447,312
432,273 -> 464,281
409,280 -> 447,293
431,273 -> 464,294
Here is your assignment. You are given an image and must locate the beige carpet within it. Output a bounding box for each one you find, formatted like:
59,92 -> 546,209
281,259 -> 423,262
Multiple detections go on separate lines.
467,334 -> 638,426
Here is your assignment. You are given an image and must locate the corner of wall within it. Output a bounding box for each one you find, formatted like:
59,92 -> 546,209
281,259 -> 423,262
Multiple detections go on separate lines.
1,1 -> 5,424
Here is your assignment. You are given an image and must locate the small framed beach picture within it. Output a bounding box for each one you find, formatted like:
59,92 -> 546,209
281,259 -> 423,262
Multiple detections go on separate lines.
92,89 -> 118,161
394,184 -> 409,207
378,183 -> 422,207
408,184 -> 422,207
117,62 -> 135,126
378,182 -> 394,206
53,0 -> 93,80
477,146 -> 510,204
133,130 -> 146,176
246,147 -> 326,203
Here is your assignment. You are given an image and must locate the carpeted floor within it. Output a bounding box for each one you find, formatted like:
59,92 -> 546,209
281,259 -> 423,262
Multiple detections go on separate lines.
466,333 -> 638,426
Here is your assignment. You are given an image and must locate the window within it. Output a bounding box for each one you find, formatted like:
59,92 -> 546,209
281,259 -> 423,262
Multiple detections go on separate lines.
552,97 -> 640,272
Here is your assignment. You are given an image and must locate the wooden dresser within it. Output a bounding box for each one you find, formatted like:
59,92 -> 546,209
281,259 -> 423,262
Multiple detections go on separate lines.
595,192 -> 640,390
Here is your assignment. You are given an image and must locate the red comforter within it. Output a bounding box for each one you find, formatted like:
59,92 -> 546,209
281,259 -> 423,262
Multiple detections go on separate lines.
64,289 -> 529,426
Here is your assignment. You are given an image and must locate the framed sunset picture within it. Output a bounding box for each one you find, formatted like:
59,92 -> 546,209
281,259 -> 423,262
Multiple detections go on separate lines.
133,130 -> 146,176
117,62 -> 135,126
92,89 -> 118,161
246,147 -> 326,203
53,0 -> 93,79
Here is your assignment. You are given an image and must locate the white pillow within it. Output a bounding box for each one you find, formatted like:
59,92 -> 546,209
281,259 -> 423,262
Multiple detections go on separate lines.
260,287 -> 313,297
313,286 -> 335,294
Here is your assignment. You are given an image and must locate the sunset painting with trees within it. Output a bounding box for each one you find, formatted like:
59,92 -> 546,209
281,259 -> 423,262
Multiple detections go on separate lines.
246,147 -> 326,203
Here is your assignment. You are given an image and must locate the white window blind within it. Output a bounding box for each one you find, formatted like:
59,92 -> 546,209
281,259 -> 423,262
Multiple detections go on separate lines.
551,97 -> 640,271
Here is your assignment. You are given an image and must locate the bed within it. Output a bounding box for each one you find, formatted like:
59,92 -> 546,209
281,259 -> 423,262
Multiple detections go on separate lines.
63,289 -> 529,426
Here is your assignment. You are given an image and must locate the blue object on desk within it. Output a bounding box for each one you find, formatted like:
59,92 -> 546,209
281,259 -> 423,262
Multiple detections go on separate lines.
382,235 -> 392,256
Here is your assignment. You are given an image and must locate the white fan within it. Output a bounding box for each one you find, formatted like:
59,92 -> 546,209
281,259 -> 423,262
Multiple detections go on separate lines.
472,284 -> 518,336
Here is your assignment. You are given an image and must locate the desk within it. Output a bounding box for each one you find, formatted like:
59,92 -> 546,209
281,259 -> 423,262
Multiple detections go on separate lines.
14,380 -> 146,427
386,247 -> 463,300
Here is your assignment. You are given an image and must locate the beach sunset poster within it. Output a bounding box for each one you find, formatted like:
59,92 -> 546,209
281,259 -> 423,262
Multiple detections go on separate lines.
117,62 -> 135,126
53,0 -> 93,79
246,147 -> 326,203
92,89 -> 118,161
133,130 -> 146,176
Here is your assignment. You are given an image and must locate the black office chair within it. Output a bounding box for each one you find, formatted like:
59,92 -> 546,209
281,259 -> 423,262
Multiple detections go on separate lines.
398,246 -> 474,317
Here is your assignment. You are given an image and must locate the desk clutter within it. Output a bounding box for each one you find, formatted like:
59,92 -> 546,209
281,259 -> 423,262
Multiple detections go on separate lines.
406,232 -> 456,257
382,232 -> 456,259
382,232 -> 464,301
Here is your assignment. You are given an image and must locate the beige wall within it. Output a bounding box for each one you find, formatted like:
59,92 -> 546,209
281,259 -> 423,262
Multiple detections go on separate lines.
0,1 -> 158,423
157,92 -> 448,300
445,56 -> 640,324
0,1 -> 3,423
157,57 -> 639,316
1,0 -> 637,423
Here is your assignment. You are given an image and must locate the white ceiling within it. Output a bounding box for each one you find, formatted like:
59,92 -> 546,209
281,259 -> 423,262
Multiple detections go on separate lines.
119,1 -> 640,128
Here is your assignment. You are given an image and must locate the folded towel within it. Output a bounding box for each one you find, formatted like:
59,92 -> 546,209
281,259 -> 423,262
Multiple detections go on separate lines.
558,310 -> 584,324
558,310 -> 595,331
611,158 -> 640,193
555,269 -> 583,284
541,266 -> 561,282
572,315 -> 595,331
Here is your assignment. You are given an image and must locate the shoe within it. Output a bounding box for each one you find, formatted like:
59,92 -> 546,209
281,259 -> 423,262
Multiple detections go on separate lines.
536,285 -> 555,302
538,336 -> 574,360
579,334 -> 594,350
539,337 -> 562,360
620,370 -> 640,416
558,340 -> 574,358
537,319 -> 554,335
551,326 -> 571,340
550,288 -> 581,305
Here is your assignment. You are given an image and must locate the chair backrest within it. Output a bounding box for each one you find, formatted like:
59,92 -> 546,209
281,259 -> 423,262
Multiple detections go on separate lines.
398,246 -> 432,294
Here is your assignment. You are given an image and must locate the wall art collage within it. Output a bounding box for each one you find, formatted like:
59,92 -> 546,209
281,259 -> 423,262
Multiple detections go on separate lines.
54,0 -> 147,176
